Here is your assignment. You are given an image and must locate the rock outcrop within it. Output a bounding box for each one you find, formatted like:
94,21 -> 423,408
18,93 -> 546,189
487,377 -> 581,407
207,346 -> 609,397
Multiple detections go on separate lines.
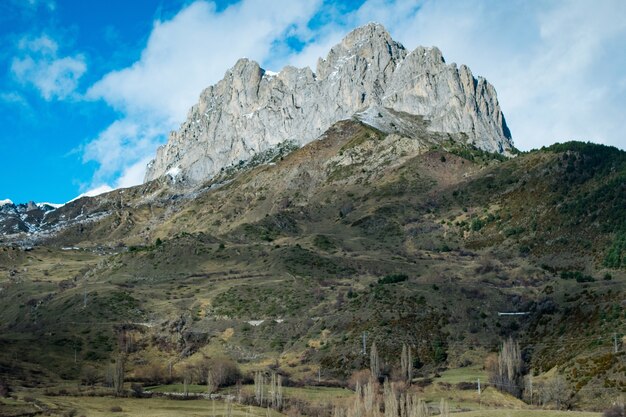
145,23 -> 513,184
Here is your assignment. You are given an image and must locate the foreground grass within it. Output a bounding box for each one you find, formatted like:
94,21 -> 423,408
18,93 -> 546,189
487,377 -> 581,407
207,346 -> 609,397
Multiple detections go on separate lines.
145,384 -> 354,404
453,410 -> 601,417
41,396 -> 283,417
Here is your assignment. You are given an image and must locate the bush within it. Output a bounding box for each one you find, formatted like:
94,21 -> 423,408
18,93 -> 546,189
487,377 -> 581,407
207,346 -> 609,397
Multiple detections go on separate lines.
560,270 -> 595,282
603,405 -> 625,417
80,365 -> 99,386
456,381 -> 477,390
110,406 -> 123,412
0,379 -> 10,397
377,274 -> 408,285
131,383 -> 143,398
195,357 -> 242,387
348,369 -> 373,390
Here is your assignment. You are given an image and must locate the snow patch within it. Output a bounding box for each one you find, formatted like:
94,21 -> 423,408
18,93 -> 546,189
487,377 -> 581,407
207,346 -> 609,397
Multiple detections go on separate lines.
37,202 -> 63,209
0,199 -> 13,206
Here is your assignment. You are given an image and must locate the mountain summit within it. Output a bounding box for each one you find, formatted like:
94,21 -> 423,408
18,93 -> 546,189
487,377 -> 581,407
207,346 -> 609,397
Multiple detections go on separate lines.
145,23 -> 513,184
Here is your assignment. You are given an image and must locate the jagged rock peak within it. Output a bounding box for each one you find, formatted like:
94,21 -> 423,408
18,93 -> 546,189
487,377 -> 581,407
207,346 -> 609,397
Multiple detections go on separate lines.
145,23 -> 514,184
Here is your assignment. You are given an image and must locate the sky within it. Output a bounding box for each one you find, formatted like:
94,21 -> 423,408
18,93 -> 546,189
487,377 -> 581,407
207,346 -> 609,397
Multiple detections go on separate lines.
1,0 -> 625,204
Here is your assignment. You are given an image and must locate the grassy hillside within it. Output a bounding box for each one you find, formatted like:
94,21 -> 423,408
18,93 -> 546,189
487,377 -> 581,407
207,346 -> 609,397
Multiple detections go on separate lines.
0,121 -> 623,414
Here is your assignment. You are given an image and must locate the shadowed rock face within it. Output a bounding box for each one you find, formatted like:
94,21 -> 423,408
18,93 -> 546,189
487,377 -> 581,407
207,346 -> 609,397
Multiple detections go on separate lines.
145,23 -> 513,184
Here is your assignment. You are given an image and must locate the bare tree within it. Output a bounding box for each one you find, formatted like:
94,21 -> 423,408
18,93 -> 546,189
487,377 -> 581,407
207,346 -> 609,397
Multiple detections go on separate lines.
488,337 -> 523,398
400,344 -> 412,384
370,342 -> 380,380
183,374 -> 189,398
438,398 -> 449,417
113,355 -> 125,396
225,395 -> 233,417
207,370 -> 215,394
383,380 -> 398,417
341,377 -> 434,417
542,375 -> 570,410
277,374 -> 283,410
255,371 -> 265,405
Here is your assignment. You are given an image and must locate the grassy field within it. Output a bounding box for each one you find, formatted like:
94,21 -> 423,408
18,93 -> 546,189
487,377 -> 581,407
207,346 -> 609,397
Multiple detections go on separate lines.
433,366 -> 488,384
452,410 -> 601,417
145,384 -> 354,405
9,395 -> 284,417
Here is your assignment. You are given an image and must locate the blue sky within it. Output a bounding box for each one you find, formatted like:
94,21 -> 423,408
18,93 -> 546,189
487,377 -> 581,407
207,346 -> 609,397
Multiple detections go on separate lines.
1,0 -> 625,204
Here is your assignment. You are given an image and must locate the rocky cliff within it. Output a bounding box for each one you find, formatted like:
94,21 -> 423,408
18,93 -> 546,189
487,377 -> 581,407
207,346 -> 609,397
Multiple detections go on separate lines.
145,23 -> 513,184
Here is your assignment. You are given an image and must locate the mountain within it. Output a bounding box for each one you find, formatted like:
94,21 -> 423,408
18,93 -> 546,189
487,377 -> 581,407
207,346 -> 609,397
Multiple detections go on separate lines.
145,23 -> 513,184
0,201 -> 61,235
1,120 -> 623,410
0,24 -> 623,414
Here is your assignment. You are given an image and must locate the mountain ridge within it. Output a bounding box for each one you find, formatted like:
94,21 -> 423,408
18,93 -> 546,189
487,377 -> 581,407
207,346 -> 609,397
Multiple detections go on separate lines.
145,23 -> 513,184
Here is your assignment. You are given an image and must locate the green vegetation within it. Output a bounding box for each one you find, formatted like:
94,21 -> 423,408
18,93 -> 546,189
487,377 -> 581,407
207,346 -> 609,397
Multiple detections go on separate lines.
0,126 -> 624,414
377,273 -> 408,285
559,270 -> 595,282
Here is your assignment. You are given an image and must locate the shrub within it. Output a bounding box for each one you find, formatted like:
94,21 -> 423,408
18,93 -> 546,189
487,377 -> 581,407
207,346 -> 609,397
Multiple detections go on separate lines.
560,270 -> 595,282
456,381 -> 477,390
377,274 -> 408,285
0,379 -> 10,397
348,369 -> 373,390
603,405 -> 624,417
131,383 -> 143,398
110,406 -> 123,412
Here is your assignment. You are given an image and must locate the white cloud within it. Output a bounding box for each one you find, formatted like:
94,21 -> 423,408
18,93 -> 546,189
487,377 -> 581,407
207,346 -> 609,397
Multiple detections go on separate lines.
115,156 -> 154,189
23,0 -> 56,11
82,0 -> 626,193
0,91 -> 29,107
84,0 -> 321,190
286,0 -> 626,151
11,34 -> 86,101
82,119 -> 164,186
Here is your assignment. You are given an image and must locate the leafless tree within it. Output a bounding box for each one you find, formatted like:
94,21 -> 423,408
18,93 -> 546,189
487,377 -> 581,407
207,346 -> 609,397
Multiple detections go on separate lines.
542,375 -> 570,410
488,337 -> 523,398
370,342 -> 380,379
207,370 -> 215,394
438,398 -> 449,417
400,344 -> 412,384
255,371 -> 265,405
113,355 -> 125,396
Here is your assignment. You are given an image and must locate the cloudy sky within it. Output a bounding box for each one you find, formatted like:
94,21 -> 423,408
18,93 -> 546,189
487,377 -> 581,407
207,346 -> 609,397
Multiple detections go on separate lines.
1,0 -> 624,203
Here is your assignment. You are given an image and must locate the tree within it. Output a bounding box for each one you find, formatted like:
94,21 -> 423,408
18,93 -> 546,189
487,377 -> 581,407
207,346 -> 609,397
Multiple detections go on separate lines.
80,365 -> 99,387
113,355 -> 125,396
400,343 -> 412,384
488,337 -> 524,398
207,370 -> 215,394
370,342 -> 380,379
268,372 -> 283,410
439,398 -> 449,417
0,378 -> 11,398
542,375 -> 570,410
254,371 -> 265,405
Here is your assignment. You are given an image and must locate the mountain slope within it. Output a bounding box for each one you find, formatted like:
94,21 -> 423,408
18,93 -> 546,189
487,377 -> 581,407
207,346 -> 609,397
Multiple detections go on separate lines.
0,119 -> 623,410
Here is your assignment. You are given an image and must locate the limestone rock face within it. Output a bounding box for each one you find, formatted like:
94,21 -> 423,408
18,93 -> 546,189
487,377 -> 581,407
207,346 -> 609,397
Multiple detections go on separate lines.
145,23 -> 513,183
